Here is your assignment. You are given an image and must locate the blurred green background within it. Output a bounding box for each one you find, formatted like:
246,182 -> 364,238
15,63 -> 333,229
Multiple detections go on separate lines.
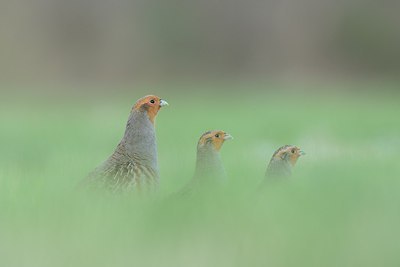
1,84 -> 400,267
1,0 -> 400,266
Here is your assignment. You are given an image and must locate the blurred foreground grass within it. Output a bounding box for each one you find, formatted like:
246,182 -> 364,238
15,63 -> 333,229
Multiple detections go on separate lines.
0,83 -> 399,267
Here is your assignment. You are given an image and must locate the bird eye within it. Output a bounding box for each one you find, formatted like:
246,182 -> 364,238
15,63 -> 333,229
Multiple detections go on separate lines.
150,99 -> 155,104
291,149 -> 296,153
215,134 -> 220,138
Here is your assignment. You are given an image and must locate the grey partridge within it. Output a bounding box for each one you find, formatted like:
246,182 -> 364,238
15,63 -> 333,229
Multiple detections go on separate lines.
85,95 -> 168,193
179,130 -> 233,195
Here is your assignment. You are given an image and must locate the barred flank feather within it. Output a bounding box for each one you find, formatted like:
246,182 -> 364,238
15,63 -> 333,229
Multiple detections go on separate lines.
88,159 -> 158,193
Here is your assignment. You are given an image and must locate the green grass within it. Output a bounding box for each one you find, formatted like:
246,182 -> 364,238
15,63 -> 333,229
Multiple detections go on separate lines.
0,83 -> 399,267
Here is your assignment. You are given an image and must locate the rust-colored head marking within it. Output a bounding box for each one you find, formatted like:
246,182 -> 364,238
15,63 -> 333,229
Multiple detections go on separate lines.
197,130 -> 233,151
272,145 -> 305,166
133,95 -> 168,123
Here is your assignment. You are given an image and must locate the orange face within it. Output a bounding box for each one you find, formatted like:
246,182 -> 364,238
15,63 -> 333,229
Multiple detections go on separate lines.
198,130 -> 233,151
274,145 -> 305,166
133,95 -> 168,123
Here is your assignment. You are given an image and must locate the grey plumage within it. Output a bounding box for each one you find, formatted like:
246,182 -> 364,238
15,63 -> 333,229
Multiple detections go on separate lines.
265,154 -> 293,179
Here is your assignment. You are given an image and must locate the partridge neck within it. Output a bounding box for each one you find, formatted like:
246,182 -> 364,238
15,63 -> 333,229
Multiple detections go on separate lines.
194,147 -> 226,183
122,110 -> 158,169
266,159 -> 292,178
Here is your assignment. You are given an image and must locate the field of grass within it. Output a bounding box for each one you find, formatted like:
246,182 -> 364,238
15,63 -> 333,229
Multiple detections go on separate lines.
0,83 -> 399,267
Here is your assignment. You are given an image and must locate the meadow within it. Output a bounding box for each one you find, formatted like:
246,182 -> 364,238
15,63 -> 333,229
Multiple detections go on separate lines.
0,82 -> 399,267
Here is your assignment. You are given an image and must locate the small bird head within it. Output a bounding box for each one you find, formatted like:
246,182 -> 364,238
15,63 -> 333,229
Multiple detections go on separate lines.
133,95 -> 168,123
197,130 -> 233,152
272,145 -> 305,166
